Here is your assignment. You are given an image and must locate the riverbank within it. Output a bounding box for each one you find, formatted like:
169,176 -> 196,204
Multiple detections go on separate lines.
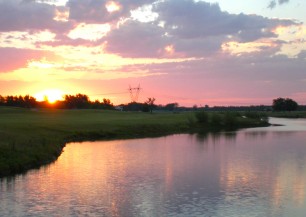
269,111 -> 306,118
0,107 -> 270,178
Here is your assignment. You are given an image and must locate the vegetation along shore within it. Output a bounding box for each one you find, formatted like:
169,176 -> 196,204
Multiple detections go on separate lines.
0,107 -> 276,178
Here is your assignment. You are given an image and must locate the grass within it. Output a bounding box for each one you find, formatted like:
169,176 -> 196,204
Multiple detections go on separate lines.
193,111 -> 269,131
268,111 -> 306,118
0,107 -> 269,178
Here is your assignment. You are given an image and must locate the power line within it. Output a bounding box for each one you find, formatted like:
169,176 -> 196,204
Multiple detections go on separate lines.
90,91 -> 128,96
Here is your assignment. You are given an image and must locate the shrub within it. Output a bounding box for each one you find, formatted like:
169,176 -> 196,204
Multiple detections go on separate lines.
195,111 -> 209,124
210,113 -> 222,127
224,112 -> 238,128
187,115 -> 196,126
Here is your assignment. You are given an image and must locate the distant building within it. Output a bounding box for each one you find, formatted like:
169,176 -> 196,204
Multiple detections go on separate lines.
115,106 -> 123,111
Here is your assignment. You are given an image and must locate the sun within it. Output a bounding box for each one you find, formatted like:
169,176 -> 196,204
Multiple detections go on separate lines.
34,89 -> 65,103
105,1 -> 121,13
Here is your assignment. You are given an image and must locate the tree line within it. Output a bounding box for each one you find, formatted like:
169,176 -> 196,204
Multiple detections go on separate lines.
0,94 -> 303,112
0,94 -> 114,109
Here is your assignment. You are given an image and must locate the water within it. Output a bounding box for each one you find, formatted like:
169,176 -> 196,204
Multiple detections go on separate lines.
1,118 -> 306,217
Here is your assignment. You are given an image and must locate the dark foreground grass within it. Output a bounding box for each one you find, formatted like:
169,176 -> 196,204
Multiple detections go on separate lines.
0,107 -> 269,178
268,111 -> 306,118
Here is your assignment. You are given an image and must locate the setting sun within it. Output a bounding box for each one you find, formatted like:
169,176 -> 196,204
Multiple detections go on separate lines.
34,89 -> 65,103
105,1 -> 121,13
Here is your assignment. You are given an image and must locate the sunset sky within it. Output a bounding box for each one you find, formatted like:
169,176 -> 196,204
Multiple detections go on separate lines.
0,0 -> 305,106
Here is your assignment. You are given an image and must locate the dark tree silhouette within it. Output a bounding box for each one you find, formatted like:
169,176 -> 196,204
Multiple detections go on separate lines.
92,98 -> 114,109
64,94 -> 90,109
164,103 -> 178,111
0,93 -> 114,110
23,95 -> 37,108
0,95 -> 4,105
2,95 -> 37,108
272,97 -> 298,111
145,97 -> 156,113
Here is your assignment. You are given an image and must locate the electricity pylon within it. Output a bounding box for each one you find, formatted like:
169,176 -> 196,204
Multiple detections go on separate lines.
128,84 -> 141,102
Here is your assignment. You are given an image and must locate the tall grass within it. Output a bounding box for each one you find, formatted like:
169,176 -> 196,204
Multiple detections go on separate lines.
268,111 -> 306,118
194,111 -> 269,130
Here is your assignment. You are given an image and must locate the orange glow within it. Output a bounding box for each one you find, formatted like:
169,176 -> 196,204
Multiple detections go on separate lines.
222,40 -> 277,55
28,60 -> 54,69
34,89 -> 65,103
273,26 -> 287,35
273,25 -> 306,57
54,8 -> 69,22
68,23 -> 111,41
105,1 -> 121,13
165,45 -> 175,55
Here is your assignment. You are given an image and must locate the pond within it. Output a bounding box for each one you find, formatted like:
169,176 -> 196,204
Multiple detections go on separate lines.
1,118 -> 306,217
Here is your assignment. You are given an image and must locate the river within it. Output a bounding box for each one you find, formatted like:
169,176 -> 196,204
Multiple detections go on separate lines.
1,118 -> 306,217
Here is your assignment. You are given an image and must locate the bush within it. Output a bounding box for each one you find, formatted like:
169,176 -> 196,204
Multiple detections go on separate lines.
224,112 -> 238,128
187,115 -> 196,126
195,111 -> 209,124
210,113 -> 222,127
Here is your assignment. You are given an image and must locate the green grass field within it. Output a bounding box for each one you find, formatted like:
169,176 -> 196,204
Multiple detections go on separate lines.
0,107 -> 270,177
0,107 -> 192,177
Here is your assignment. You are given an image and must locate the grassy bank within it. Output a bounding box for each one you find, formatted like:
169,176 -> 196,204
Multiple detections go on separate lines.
0,107 -> 269,178
268,111 -> 306,118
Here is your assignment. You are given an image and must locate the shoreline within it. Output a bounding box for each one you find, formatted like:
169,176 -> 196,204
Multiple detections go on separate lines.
0,108 -> 270,178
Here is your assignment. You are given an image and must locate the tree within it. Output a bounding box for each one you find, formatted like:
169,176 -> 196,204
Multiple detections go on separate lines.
272,97 -> 298,111
23,95 -> 37,108
64,94 -> 90,109
164,103 -> 178,111
101,98 -> 113,109
145,97 -> 156,113
285,98 -> 299,111
0,95 -> 4,105
4,95 -> 37,108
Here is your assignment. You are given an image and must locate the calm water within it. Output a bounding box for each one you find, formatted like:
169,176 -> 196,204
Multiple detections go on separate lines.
1,118 -> 306,217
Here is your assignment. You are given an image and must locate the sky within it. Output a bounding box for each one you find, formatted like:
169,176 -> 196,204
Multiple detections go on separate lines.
0,0 -> 305,106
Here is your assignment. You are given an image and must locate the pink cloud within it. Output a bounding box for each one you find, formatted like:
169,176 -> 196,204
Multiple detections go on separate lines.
0,47 -> 58,73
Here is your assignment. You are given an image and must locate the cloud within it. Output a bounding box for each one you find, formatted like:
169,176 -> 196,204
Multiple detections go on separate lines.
278,0 -> 290,5
0,0 -> 71,32
104,20 -> 169,57
297,50 -> 306,59
153,0 -> 294,41
147,54 -> 306,82
268,0 -> 277,9
39,35 -> 97,47
0,47 -> 57,73
0,0 -> 298,58
268,0 -> 290,9
104,0 -> 297,58
67,0 -> 156,23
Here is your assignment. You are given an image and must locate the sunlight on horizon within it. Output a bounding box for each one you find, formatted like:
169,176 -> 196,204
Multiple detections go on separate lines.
34,89 -> 65,103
